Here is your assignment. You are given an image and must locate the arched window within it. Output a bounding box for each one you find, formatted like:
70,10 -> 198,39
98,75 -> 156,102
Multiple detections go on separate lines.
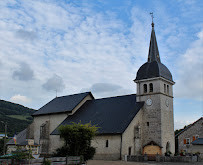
128,147 -> 132,155
164,84 -> 166,93
149,83 -> 153,92
143,84 -> 147,93
134,126 -> 140,139
106,140 -> 109,147
167,85 -> 169,94
166,142 -> 171,153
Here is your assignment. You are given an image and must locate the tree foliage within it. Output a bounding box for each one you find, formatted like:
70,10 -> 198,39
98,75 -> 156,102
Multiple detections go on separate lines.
54,122 -> 98,161
0,99 -> 36,136
0,138 -> 9,155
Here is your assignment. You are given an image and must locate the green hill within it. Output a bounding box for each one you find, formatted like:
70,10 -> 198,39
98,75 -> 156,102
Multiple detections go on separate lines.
0,100 -> 36,137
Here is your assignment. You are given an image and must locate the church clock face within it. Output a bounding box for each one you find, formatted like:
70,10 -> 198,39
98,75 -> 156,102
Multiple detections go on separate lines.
146,99 -> 152,106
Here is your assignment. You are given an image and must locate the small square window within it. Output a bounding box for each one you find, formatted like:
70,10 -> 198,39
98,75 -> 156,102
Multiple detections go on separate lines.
186,138 -> 190,144
106,140 -> 109,147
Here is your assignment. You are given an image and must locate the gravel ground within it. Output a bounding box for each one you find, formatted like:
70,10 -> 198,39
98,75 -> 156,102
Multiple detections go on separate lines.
86,160 -> 202,165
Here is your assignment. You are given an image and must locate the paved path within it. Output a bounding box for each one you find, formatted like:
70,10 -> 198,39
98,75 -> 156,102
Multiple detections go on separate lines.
87,160 -> 149,165
87,160 -> 202,165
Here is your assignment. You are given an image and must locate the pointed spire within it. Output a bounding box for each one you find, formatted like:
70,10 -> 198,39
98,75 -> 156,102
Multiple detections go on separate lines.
148,18 -> 161,63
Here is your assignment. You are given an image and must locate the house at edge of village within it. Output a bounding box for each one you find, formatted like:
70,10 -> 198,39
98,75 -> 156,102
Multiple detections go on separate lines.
175,117 -> 203,158
6,129 -> 40,156
7,22 -> 176,160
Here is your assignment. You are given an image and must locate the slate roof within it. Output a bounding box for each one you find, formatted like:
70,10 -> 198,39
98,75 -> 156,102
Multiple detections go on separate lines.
33,92 -> 93,116
135,61 -> 173,81
175,117 -> 203,137
134,23 -> 173,82
192,138 -> 203,145
51,94 -> 144,135
6,129 -> 38,146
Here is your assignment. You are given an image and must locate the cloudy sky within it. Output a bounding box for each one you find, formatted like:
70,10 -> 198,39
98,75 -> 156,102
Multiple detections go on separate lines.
0,0 -> 202,130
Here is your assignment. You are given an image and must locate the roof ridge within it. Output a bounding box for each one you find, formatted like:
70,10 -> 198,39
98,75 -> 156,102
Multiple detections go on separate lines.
56,91 -> 91,98
175,117 -> 203,137
94,93 -> 136,101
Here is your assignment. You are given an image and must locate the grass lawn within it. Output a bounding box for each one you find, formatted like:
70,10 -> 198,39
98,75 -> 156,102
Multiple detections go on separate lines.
7,115 -> 30,121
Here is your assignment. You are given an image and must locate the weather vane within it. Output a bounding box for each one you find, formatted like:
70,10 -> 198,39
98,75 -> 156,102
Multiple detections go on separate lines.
55,89 -> 57,98
150,12 -> 154,23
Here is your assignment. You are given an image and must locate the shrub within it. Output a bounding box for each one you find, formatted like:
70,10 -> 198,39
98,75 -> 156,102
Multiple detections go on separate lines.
54,122 -> 98,161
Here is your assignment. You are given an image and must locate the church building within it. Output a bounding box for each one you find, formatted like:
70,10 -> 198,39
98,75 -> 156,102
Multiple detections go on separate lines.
19,22 -> 175,160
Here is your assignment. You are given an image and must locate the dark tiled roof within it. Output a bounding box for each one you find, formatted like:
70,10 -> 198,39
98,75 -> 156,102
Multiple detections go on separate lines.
192,138 -> 203,145
134,23 -> 173,82
135,61 -> 173,81
6,129 -> 38,146
33,92 -> 93,116
7,129 -> 26,145
148,23 -> 160,63
51,94 -> 144,135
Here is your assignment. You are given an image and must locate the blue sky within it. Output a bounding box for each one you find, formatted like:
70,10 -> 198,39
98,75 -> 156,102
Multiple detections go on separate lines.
0,0 -> 202,130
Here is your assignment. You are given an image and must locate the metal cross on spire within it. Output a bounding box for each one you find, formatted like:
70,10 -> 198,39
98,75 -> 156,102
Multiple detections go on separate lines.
150,12 -> 154,23
150,12 -> 154,27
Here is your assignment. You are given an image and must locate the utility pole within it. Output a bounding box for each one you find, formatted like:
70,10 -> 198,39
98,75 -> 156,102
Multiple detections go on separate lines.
1,121 -> 7,155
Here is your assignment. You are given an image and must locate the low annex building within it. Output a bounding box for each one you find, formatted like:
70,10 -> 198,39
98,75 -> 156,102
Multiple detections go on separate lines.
8,22 -> 176,160
6,129 -> 39,156
175,117 -> 203,158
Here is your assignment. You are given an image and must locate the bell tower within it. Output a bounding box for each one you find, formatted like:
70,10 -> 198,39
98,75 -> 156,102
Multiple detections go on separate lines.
134,21 -> 175,155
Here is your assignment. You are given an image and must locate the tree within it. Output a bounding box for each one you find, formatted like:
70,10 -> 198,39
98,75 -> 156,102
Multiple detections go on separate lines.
0,139 -> 4,155
0,138 -> 9,155
54,122 -> 98,161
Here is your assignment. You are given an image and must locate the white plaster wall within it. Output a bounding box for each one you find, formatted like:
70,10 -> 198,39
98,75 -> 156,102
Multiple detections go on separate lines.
49,135 -> 63,153
121,109 -> 143,157
7,145 -> 17,154
188,145 -> 203,158
91,135 -> 121,160
33,113 -> 67,153
33,94 -> 93,154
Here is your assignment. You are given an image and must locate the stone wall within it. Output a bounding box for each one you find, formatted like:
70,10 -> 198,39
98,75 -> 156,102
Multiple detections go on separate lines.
177,118 -> 203,154
136,77 -> 175,155
122,109 -> 142,156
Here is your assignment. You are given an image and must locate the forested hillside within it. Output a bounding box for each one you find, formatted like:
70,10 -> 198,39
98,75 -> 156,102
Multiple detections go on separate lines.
0,100 -> 36,136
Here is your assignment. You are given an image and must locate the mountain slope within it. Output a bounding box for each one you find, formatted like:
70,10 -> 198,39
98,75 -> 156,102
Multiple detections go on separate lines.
0,100 -> 36,136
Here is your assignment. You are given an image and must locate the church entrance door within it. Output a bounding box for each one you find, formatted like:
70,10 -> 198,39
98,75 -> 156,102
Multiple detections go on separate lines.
143,142 -> 161,161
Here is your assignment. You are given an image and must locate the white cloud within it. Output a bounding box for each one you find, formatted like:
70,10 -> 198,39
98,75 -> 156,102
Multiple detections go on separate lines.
42,74 -> 65,93
174,118 -> 201,130
15,29 -> 37,41
12,62 -> 34,81
175,29 -> 203,100
10,94 -> 31,104
0,0 -> 201,113
81,83 -> 133,98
